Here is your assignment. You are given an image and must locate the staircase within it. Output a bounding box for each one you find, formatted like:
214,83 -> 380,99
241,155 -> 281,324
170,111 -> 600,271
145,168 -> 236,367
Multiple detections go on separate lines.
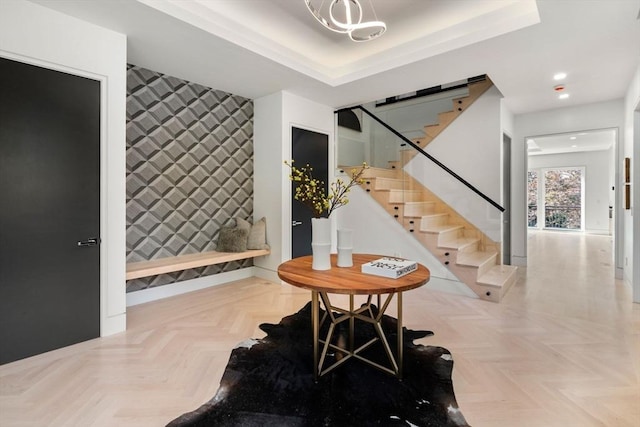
346,78 -> 517,302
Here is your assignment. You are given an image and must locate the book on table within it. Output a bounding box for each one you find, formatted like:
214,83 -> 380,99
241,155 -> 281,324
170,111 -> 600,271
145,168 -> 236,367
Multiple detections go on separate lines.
361,257 -> 417,279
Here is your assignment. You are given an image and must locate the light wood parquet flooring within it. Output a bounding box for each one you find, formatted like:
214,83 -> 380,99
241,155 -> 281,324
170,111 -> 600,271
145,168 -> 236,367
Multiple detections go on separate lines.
0,231 -> 638,426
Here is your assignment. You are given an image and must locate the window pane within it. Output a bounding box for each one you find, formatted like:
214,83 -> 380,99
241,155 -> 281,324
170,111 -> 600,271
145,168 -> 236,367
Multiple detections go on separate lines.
544,169 -> 581,229
527,170 -> 537,227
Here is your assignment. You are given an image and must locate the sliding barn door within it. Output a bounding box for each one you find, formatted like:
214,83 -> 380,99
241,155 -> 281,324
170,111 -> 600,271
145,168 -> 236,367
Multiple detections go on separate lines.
0,57 -> 101,364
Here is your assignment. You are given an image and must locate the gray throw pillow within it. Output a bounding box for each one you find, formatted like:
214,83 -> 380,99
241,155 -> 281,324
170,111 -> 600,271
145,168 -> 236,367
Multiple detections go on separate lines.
247,217 -> 268,250
235,217 -> 269,250
216,226 -> 249,252
236,217 -> 251,234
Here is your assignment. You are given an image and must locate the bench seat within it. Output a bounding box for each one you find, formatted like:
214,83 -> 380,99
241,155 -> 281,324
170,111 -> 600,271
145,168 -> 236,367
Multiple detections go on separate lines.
126,249 -> 270,280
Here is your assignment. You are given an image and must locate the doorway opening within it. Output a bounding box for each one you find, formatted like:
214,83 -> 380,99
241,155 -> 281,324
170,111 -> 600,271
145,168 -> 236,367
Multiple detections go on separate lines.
526,128 -> 616,236
525,128 -> 619,297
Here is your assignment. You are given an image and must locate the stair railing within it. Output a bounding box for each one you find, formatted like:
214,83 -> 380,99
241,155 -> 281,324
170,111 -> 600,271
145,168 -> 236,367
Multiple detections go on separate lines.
335,104 -> 505,213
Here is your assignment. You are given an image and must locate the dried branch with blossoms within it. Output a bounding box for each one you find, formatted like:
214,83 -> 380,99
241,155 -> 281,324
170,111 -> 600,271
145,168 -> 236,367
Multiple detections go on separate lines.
285,160 -> 368,218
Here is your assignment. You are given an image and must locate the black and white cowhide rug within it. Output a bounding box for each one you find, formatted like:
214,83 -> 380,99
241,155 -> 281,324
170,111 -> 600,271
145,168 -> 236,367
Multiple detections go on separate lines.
167,302 -> 469,427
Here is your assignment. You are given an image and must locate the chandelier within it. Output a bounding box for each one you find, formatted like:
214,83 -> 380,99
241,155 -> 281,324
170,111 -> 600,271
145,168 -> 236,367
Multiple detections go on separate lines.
304,0 -> 387,42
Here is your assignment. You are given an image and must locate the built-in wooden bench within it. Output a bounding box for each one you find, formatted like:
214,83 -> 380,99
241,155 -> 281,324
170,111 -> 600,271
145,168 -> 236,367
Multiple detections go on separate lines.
126,249 -> 270,280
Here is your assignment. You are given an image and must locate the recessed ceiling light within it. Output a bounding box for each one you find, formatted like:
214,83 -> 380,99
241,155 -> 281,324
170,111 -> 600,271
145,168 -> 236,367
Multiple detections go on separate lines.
569,136 -> 577,140
571,144 -> 578,148
554,72 -> 567,80
558,93 -> 570,100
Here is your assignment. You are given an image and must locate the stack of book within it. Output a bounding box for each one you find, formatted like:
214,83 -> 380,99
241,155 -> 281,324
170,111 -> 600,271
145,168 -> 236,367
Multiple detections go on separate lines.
361,257 -> 417,279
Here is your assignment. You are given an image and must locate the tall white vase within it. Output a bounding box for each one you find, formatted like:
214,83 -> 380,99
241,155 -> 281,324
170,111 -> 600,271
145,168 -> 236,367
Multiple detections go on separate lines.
337,228 -> 353,267
311,217 -> 331,270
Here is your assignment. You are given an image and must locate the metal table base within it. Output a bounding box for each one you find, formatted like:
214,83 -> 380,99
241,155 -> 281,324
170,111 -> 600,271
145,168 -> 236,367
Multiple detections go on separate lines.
311,290 -> 404,379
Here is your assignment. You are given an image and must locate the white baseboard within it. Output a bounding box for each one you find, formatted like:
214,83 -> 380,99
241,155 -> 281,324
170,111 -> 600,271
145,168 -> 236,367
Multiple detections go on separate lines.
511,256 -> 527,267
585,229 -> 611,235
253,265 -> 280,283
126,267 -> 257,307
101,312 -> 126,337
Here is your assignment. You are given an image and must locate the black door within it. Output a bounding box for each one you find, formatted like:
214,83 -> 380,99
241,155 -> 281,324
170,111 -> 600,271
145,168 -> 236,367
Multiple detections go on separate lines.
0,58 -> 101,364
291,127 -> 328,258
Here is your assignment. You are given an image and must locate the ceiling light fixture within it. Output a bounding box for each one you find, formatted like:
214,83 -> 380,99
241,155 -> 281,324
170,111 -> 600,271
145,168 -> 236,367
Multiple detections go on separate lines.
553,72 -> 567,80
558,93 -> 570,100
305,0 -> 387,42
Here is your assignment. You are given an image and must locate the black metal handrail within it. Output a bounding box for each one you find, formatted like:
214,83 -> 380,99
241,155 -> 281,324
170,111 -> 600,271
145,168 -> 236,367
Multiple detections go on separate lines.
335,105 -> 505,212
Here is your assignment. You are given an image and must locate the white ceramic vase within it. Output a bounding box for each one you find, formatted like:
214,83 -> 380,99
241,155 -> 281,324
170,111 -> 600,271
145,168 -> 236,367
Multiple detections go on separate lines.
311,217 -> 331,270
337,228 -> 353,267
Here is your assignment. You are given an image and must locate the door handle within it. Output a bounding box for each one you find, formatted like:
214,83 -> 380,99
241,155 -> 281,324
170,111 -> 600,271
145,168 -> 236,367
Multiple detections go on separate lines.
292,221 -> 303,227
77,237 -> 100,247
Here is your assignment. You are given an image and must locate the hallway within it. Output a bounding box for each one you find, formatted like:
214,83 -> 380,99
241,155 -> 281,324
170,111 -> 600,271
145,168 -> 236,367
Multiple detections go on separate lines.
506,230 -> 631,324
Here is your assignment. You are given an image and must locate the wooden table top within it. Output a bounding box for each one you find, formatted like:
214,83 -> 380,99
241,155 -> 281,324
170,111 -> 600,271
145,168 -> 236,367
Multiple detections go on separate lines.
277,254 -> 430,295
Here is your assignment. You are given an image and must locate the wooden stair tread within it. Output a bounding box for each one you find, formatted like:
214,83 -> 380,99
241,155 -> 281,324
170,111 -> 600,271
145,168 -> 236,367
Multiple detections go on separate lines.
382,189 -> 424,198
126,249 -> 270,280
421,224 -> 463,234
477,265 -> 518,288
421,213 -> 448,219
403,201 -> 436,216
356,166 -> 399,179
404,201 -> 435,207
456,250 -> 497,267
368,177 -> 405,190
438,237 -> 479,250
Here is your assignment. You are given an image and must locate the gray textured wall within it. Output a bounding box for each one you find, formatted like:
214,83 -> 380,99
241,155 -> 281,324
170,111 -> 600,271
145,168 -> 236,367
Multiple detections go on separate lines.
126,65 -> 254,292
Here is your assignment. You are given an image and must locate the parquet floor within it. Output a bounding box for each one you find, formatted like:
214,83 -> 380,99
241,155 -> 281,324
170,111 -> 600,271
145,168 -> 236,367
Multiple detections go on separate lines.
0,231 -> 638,426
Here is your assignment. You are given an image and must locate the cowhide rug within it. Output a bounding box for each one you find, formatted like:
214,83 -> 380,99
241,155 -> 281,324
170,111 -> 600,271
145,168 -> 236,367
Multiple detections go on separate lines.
167,302 -> 469,427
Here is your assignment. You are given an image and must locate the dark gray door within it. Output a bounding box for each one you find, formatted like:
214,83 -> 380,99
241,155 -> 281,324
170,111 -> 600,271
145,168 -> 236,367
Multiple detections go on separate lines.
502,133 -> 511,265
0,57 -> 101,364
291,127 -> 328,258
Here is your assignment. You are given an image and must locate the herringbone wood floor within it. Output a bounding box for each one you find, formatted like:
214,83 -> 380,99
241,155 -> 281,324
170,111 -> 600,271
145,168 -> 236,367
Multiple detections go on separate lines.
0,231 -> 638,426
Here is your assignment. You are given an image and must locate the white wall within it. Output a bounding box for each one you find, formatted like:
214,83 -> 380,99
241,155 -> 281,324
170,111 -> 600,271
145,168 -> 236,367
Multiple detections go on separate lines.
406,86 -> 504,241
529,150 -> 612,234
253,91 -> 335,281
512,100 -> 624,268
624,63 -> 640,302
0,0 -> 127,335
501,100 -> 515,139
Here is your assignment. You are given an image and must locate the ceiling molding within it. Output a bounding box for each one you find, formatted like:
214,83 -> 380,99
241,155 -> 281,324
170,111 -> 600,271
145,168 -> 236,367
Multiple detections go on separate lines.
138,0 -> 540,86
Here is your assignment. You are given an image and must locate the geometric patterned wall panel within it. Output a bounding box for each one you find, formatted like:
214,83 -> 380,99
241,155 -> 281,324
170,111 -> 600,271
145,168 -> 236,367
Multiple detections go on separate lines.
126,64 -> 254,292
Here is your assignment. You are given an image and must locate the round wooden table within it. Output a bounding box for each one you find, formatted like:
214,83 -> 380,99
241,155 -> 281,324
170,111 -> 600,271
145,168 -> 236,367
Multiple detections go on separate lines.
278,254 -> 430,379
